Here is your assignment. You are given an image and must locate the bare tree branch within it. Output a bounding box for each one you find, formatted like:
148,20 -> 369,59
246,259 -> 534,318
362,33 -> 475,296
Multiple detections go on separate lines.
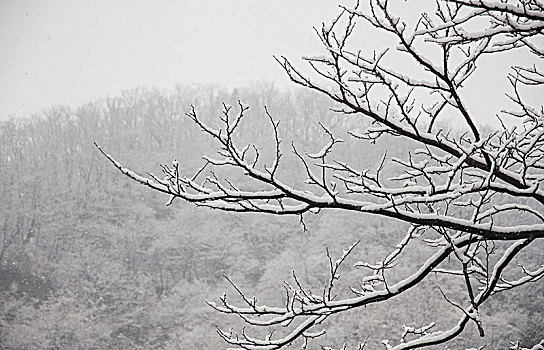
98,1 -> 544,348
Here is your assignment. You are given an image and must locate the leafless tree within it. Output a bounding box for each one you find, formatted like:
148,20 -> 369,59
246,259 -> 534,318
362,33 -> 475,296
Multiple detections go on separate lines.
98,1 -> 544,349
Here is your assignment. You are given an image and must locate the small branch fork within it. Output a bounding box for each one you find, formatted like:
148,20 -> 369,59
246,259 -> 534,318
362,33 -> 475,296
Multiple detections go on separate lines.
96,1 -> 544,349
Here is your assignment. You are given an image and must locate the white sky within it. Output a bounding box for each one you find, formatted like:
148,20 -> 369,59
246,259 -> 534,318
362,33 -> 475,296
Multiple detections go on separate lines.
0,0 -> 343,119
1,1 -> 540,126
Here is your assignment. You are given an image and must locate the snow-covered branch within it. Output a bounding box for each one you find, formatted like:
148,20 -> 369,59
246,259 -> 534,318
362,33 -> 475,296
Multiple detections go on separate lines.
98,1 -> 543,348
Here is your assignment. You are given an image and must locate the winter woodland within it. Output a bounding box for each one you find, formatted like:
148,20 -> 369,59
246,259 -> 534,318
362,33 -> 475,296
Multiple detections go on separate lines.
2,0 -> 543,349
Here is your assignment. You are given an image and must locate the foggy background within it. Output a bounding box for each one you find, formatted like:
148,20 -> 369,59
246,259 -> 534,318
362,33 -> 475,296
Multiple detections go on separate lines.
1,1 -> 542,349
1,0 -> 341,119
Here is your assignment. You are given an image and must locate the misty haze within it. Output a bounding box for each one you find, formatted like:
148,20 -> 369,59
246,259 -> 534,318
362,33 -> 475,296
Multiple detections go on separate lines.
1,1 -> 543,349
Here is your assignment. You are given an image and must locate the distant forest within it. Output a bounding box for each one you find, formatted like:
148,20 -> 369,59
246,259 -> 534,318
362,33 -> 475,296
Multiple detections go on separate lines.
1,84 -> 542,349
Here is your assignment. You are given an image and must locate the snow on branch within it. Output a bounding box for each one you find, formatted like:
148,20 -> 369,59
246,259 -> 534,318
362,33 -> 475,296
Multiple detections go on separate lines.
98,1 -> 544,348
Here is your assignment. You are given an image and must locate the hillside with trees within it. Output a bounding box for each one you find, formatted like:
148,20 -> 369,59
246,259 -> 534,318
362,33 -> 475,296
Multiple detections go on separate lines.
0,82 -> 542,349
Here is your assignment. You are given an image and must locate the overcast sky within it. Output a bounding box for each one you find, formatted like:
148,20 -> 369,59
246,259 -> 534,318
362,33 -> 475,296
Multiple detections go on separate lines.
1,0 -> 346,119
1,1 -> 541,126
